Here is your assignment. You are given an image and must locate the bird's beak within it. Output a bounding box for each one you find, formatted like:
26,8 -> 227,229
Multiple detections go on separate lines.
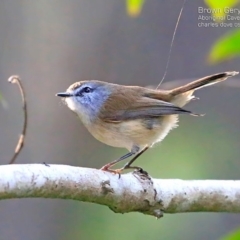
56,92 -> 72,98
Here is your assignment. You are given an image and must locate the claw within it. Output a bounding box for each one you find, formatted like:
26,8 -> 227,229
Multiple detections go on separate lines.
100,166 -> 123,178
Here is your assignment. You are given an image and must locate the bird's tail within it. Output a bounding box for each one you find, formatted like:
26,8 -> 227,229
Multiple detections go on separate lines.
170,71 -> 238,96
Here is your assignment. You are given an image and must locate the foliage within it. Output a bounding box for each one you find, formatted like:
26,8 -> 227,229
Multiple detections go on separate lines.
126,0 -> 240,63
208,29 -> 240,63
221,228 -> 240,240
126,0 -> 145,17
205,0 -> 240,63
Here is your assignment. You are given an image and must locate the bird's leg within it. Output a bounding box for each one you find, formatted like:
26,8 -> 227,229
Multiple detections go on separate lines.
100,146 -> 149,175
100,152 -> 135,173
113,146 -> 149,175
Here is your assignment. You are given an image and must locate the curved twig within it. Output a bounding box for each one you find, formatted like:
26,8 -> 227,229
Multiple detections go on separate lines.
8,75 -> 27,164
156,0 -> 186,89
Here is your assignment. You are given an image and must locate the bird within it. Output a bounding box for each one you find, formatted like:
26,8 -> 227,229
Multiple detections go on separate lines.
56,71 -> 238,174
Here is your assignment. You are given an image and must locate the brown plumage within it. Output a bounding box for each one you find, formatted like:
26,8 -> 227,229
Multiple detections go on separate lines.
57,71 -> 238,173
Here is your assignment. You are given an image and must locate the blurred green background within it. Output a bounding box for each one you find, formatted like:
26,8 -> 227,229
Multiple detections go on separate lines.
1,0 -> 240,239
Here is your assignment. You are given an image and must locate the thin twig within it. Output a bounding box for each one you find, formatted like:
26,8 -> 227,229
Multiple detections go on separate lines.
8,75 -> 27,164
156,0 -> 186,89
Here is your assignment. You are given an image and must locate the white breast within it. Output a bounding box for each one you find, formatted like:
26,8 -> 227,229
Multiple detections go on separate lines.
84,115 -> 179,151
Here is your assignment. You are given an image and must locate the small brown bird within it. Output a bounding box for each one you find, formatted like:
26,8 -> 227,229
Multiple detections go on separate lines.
56,71 -> 238,174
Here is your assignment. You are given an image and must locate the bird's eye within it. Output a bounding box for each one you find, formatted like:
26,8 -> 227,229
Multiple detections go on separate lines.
83,87 -> 92,93
76,86 -> 92,96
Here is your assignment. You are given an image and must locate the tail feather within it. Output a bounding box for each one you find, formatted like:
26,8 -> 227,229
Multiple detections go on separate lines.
170,71 -> 239,96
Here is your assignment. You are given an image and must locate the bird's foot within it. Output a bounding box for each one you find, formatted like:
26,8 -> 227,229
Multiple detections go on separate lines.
100,165 -> 123,178
100,165 -> 148,179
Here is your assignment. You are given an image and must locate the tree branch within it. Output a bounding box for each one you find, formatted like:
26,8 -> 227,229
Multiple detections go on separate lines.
0,164 -> 240,218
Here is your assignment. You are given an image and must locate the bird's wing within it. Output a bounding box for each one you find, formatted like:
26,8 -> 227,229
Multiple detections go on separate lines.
100,87 -> 196,123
